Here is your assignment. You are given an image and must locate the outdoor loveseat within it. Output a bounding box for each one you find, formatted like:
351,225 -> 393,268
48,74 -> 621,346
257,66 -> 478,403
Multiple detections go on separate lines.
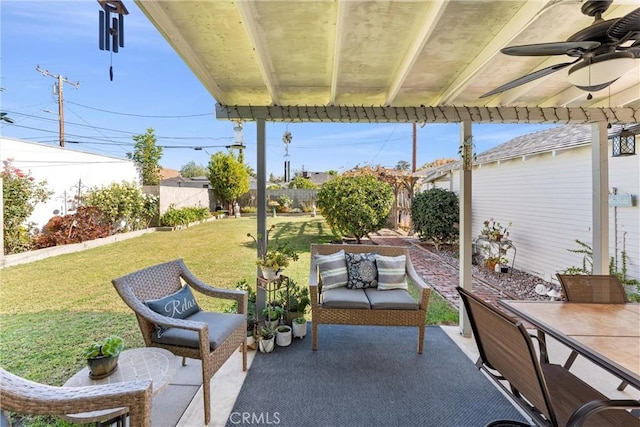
309,244 -> 431,353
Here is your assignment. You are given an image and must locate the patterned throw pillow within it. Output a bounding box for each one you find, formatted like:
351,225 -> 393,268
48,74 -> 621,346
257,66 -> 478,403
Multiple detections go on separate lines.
376,254 -> 408,290
315,250 -> 349,290
345,252 -> 378,289
146,285 -> 201,337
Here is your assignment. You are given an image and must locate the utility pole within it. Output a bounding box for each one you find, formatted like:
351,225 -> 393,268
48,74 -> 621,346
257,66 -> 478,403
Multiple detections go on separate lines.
36,65 -> 79,147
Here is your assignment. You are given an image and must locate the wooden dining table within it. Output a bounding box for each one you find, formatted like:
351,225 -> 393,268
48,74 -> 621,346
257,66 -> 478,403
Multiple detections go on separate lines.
498,300 -> 640,390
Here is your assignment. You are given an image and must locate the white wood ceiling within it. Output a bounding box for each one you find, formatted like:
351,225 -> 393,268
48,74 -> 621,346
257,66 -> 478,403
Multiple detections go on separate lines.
135,0 -> 640,122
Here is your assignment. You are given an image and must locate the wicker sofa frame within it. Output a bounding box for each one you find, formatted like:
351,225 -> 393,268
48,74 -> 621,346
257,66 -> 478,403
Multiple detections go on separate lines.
0,367 -> 152,426
309,244 -> 431,353
112,259 -> 247,425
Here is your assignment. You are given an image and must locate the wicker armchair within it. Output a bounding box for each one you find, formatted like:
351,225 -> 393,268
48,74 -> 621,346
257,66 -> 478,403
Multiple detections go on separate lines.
556,273 -> 631,391
0,367 -> 152,426
112,259 -> 247,425
457,287 -> 640,427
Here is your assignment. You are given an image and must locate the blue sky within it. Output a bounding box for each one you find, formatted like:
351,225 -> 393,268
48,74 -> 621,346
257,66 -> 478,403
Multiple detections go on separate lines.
1,1 -> 557,177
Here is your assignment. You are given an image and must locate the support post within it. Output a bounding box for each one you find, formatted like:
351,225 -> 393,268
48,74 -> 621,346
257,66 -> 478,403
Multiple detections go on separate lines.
459,121 -> 473,337
591,123 -> 609,274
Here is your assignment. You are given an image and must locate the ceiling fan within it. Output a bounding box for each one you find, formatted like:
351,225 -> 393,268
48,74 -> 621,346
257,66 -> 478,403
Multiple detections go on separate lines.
480,0 -> 640,98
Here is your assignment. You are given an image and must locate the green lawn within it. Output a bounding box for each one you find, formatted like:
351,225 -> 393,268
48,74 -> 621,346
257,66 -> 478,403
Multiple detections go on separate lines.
0,215 -> 457,387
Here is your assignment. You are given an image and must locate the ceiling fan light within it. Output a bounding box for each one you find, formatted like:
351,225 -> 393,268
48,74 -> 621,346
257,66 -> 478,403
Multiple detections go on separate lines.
567,51 -> 636,88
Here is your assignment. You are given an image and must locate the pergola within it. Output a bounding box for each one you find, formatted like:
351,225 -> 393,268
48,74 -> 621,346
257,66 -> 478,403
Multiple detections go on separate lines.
134,0 -> 640,335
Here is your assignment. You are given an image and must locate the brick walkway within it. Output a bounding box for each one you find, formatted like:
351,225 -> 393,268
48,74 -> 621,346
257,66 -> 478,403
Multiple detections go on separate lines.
369,231 -> 512,310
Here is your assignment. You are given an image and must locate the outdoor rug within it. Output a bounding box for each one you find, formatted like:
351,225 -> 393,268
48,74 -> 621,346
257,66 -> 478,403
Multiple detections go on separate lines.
227,324 -> 527,427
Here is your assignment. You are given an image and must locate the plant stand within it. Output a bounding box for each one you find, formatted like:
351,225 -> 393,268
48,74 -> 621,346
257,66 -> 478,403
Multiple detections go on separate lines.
257,275 -> 290,325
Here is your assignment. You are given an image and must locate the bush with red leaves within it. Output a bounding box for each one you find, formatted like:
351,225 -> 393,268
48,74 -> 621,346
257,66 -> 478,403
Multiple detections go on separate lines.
32,206 -> 113,249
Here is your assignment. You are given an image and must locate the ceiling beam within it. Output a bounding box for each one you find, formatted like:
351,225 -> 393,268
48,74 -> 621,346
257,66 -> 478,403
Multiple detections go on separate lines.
383,1 -> 449,106
135,1 -> 227,104
216,104 -> 639,124
439,0 -> 564,105
235,1 -> 280,106
329,1 -> 348,106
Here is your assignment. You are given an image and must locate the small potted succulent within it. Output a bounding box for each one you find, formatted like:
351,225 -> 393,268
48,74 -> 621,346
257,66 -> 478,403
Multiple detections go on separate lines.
258,325 -> 276,353
82,335 -> 124,379
262,304 -> 284,329
292,317 -> 307,339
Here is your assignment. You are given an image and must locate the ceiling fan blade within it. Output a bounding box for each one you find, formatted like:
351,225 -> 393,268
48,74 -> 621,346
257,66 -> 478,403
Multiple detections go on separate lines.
501,41 -> 600,57
480,61 -> 575,98
607,8 -> 640,41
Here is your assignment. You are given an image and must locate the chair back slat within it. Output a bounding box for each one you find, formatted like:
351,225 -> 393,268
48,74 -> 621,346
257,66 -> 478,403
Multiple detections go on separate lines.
556,274 -> 628,303
457,287 -> 557,425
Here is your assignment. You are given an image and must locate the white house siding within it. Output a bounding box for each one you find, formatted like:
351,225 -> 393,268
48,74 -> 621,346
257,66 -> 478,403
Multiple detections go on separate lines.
419,144 -> 639,283
1,137 -> 138,229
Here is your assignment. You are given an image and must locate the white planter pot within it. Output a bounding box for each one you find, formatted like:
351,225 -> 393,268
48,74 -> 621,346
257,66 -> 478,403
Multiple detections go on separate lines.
276,326 -> 292,346
261,267 -> 280,281
259,337 -> 275,353
292,319 -> 307,338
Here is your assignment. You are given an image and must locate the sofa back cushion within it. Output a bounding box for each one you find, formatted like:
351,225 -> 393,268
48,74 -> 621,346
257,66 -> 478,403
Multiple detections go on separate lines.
315,249 -> 349,290
376,254 -> 408,290
345,252 -> 378,289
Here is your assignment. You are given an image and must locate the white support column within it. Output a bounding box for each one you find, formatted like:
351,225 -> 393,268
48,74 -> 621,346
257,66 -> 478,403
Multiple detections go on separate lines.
591,123 -> 609,274
459,121 -> 473,337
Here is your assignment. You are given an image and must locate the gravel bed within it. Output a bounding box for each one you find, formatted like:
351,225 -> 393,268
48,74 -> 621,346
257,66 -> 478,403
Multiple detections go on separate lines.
424,244 -> 557,301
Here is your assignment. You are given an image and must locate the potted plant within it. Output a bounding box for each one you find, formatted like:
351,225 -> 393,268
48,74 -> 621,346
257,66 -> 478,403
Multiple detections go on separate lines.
262,304 -> 284,329
258,325 -> 276,353
248,226 -> 299,280
82,335 -> 124,379
481,218 -> 512,241
292,316 -> 307,339
279,279 -> 310,325
276,325 -> 292,346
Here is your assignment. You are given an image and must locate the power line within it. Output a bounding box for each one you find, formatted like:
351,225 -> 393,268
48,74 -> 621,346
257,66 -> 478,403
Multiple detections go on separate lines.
66,101 -> 212,118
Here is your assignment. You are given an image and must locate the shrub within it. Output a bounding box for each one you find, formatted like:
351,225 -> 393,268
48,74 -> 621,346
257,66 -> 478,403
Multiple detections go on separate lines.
316,175 -> 393,243
32,207 -> 112,248
2,159 -> 52,254
84,181 -> 158,231
412,188 -> 459,250
159,205 -> 210,227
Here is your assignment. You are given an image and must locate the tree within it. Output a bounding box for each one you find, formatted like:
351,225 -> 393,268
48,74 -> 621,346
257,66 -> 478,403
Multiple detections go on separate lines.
127,128 -> 163,185
2,159 -> 52,254
316,175 -> 393,243
207,151 -> 249,212
179,161 -> 208,178
411,188 -> 459,250
288,176 -> 317,189
395,160 -> 411,171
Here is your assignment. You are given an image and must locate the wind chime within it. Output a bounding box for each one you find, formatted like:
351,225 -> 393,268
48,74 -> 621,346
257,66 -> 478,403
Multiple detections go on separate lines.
97,0 -> 129,81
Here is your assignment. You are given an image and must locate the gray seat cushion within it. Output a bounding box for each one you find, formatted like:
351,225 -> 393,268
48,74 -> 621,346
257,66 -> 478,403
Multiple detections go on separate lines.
364,288 -> 418,310
322,288 -> 371,309
151,311 -> 245,351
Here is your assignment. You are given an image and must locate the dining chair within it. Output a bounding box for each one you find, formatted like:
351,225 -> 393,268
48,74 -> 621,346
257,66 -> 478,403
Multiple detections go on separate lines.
112,259 -> 247,425
457,287 -> 639,427
556,274 -> 631,391
0,367 -> 152,426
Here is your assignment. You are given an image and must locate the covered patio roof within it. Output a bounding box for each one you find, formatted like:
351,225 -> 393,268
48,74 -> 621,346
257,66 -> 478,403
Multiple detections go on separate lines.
133,0 -> 639,336
135,0 -> 639,123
